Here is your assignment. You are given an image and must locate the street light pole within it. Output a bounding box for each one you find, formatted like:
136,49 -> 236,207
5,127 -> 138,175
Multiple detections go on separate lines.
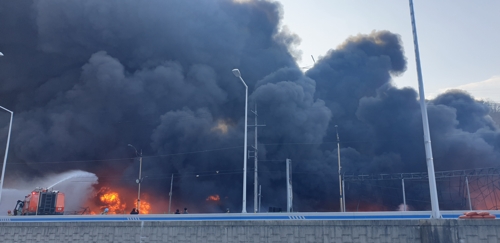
232,69 -> 248,213
128,144 -> 143,214
0,106 -> 13,204
408,0 -> 441,219
253,104 -> 258,213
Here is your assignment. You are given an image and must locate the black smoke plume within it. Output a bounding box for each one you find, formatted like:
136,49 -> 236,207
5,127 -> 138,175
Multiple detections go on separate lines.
0,0 -> 498,212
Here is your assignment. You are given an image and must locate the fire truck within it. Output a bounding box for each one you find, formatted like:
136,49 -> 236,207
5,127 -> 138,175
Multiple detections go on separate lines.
13,188 -> 65,215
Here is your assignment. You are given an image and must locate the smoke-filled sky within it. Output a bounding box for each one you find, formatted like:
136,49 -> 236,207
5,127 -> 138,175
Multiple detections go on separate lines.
278,0 -> 500,102
0,0 -> 499,213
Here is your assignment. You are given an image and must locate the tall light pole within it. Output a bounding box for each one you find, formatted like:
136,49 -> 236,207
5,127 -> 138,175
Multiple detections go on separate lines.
232,68 -> 248,213
128,144 -> 143,214
335,125 -> 344,212
0,106 -> 13,204
408,0 -> 441,218
253,105 -> 258,213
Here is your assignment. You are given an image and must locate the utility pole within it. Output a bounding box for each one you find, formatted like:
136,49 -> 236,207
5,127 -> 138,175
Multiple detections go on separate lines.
336,125 -> 344,212
258,185 -> 262,213
128,144 -> 143,214
465,177 -> 472,211
249,104 -> 265,213
286,159 -> 293,212
137,150 -> 143,213
402,179 -> 407,211
168,174 -> 174,214
342,178 -> 346,212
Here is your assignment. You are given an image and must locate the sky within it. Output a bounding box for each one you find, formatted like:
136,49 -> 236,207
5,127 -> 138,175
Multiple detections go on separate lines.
277,0 -> 500,102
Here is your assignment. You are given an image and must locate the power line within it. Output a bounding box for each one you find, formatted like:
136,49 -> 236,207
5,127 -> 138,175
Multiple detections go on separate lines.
7,137 -> 412,165
262,138 -> 414,146
62,168 -> 343,183
9,145 -> 244,165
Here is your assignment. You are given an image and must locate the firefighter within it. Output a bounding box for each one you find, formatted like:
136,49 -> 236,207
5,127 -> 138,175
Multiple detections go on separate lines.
130,208 -> 139,214
174,209 -> 180,214
101,208 -> 109,215
7,210 -> 12,216
17,201 -> 24,215
183,208 -> 189,214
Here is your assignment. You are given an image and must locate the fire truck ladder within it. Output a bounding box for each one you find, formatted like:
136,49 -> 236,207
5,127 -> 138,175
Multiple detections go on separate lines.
38,193 -> 56,215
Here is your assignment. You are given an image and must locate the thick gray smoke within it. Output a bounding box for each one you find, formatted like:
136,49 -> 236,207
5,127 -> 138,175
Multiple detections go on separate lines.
0,0 -> 498,212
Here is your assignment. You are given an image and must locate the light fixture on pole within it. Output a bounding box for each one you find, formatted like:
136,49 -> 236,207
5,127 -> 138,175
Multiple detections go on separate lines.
0,52 -> 4,56
128,144 -> 143,214
408,0 -> 441,218
0,106 -> 13,204
232,68 -> 248,213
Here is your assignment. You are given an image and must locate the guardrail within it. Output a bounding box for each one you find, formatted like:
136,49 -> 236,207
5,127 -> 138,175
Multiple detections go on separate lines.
0,210 -> 498,222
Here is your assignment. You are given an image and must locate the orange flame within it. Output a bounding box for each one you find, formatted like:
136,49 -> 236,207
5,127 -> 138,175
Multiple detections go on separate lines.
135,200 -> 151,214
99,190 -> 127,214
96,187 -> 152,214
206,194 -> 220,202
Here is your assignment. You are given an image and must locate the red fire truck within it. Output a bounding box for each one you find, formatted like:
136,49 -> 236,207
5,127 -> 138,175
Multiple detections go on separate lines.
13,188 -> 65,215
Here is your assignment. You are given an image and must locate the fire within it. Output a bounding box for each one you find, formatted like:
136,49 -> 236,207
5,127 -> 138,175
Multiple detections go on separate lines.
206,194 -> 220,202
136,200 -> 151,214
99,189 -> 127,214
470,185 -> 500,210
96,187 -> 152,214
212,120 -> 229,134
348,202 -> 388,212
